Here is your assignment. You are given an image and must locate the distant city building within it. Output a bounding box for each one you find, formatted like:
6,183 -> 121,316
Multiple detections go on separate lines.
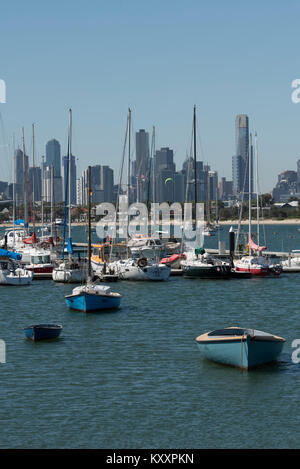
62,155 -> 77,205
14,149 -> 29,204
272,169 -> 298,202
46,139 -> 61,177
154,147 -> 176,202
29,166 -> 42,202
100,165 -> 114,203
43,165 -> 63,203
219,177 -> 233,200
232,114 -> 253,198
135,129 -> 150,202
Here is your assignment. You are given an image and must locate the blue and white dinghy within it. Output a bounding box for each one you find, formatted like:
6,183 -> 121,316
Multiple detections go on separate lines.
195,327 -> 285,370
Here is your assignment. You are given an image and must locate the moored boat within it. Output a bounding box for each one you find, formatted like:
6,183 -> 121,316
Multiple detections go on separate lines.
24,324 -> 63,341
65,284 -> 121,312
65,165 -> 122,312
195,326 -> 285,370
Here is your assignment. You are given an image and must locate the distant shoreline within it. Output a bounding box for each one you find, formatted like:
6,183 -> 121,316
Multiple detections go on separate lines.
1,219 -> 300,228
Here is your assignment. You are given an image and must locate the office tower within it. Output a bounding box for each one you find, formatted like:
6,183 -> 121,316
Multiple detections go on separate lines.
62,155 -> 77,205
208,170 -> 218,201
100,165 -> 114,203
182,157 -> 207,202
232,114 -> 253,198
46,139 -> 61,177
135,129 -> 150,202
154,147 -> 176,203
14,149 -> 29,205
43,165 -> 63,203
219,177 -> 233,200
29,166 -> 42,202
174,171 -> 185,202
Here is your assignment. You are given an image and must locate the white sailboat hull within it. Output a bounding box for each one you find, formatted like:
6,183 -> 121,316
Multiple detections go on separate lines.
110,260 -> 170,281
0,268 -> 33,285
52,264 -> 87,283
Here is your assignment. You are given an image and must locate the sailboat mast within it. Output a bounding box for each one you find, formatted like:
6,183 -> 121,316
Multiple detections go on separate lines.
12,134 -> 16,245
193,105 -> 197,215
32,123 -> 35,233
68,109 -> 72,246
248,133 -> 252,253
50,165 -> 54,238
255,133 -> 260,245
41,155 -> 44,235
88,165 -> 92,280
22,127 -> 28,230
152,125 -> 156,205
127,108 -> 131,205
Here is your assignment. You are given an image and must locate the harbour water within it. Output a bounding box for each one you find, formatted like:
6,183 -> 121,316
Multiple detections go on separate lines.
1,224 -> 300,448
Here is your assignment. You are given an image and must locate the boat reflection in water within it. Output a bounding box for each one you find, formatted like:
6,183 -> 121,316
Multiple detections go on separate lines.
195,327 -> 285,370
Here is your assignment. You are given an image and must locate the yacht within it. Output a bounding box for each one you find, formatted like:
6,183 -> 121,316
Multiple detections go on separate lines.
0,249 -> 33,285
182,249 -> 231,279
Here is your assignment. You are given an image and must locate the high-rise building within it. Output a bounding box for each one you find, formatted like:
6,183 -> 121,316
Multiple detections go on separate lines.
154,147 -> 176,203
232,114 -> 253,198
100,165 -> 114,203
46,139 -> 61,177
14,149 -> 29,204
219,177 -> 233,200
29,166 -> 42,202
135,129 -> 150,202
62,155 -> 77,205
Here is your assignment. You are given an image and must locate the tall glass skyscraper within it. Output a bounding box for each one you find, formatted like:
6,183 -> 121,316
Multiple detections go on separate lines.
232,114 -> 253,198
135,129 -> 150,202
46,139 -> 61,177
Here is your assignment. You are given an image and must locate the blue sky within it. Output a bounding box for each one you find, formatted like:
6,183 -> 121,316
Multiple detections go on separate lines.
1,0 -> 300,192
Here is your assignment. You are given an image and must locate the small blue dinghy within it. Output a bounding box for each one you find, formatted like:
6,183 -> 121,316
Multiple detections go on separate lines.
195,327 -> 285,370
24,324 -> 63,341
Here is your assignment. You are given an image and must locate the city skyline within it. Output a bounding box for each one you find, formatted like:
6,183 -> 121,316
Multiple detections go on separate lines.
1,1 -> 300,194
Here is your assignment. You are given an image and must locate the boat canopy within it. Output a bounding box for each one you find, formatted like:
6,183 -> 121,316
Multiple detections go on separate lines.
0,248 -> 22,261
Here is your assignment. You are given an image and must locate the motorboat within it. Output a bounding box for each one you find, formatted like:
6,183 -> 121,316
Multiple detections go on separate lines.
18,247 -> 54,278
195,326 -> 285,370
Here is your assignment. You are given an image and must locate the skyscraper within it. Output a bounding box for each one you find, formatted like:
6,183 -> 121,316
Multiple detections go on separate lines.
45,139 -> 62,201
232,114 -> 253,198
135,129 -> 150,202
62,154 -> 77,205
14,149 -> 29,205
46,139 -> 61,177
100,165 -> 114,203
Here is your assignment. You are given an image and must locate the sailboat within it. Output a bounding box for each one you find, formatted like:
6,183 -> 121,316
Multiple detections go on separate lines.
234,133 -> 282,276
0,248 -> 33,285
53,109 -> 87,283
65,166 -> 122,312
181,106 -> 231,279
107,111 -> 170,281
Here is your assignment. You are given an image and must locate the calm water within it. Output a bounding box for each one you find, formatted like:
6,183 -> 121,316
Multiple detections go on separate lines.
1,224 -> 300,448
